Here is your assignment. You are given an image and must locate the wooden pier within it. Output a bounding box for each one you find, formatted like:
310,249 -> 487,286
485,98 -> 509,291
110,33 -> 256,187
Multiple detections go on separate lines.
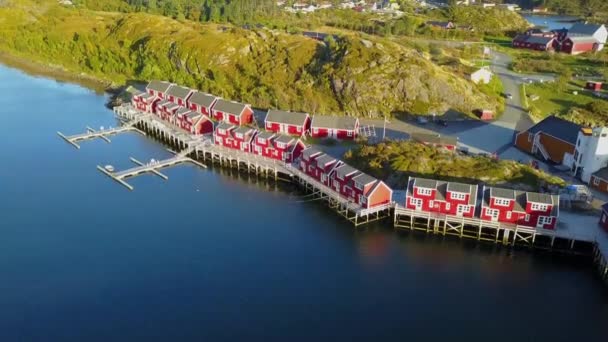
57,118 -> 146,149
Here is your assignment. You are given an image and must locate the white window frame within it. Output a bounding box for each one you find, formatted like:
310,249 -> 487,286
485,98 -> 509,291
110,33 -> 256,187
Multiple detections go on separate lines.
410,197 -> 423,209
429,200 -> 435,208
531,203 -> 548,211
450,192 -> 466,201
417,187 -> 433,196
525,214 -> 530,222
506,212 -> 511,219
486,208 -> 499,220
594,177 -> 600,186
347,130 -> 353,137
537,216 -> 552,226
494,198 -> 511,207
445,203 -> 451,210
456,205 -> 466,214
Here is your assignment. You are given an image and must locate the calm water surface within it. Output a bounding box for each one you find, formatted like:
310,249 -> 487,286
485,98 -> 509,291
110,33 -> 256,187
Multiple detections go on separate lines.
523,14 -> 578,31
0,64 -> 607,341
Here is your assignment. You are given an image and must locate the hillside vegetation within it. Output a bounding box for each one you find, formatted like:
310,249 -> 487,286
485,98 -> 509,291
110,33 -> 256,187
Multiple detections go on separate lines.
0,0 -> 500,117
344,140 -> 565,189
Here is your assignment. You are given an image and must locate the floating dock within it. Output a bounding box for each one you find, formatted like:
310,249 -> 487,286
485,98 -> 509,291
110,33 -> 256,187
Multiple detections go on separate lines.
57,118 -> 146,149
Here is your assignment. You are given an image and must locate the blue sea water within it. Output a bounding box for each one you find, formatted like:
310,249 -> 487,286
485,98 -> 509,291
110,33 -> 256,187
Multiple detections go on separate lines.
0,63 -> 607,341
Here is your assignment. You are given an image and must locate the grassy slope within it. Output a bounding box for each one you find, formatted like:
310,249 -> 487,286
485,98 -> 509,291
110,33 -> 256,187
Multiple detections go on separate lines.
0,0 -> 501,118
344,140 -> 565,190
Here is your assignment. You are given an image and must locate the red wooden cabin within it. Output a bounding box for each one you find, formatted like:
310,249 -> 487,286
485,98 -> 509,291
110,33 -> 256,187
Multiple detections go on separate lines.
586,81 -> 603,91
155,100 -> 180,122
300,151 -> 340,185
350,173 -> 392,209
214,122 -> 237,148
405,177 -> 477,218
131,92 -> 157,113
252,133 -> 306,163
165,85 -> 194,107
175,107 -> 191,126
145,80 -> 173,99
211,99 -> 254,126
187,91 -> 218,117
299,147 -> 324,176
329,164 -> 360,194
264,110 -> 311,137
184,111 -> 214,135
561,36 -> 598,55
310,116 -> 359,140
480,186 -> 558,229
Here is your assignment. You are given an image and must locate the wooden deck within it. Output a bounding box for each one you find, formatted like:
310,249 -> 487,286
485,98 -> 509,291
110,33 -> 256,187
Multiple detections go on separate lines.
57,119 -> 146,149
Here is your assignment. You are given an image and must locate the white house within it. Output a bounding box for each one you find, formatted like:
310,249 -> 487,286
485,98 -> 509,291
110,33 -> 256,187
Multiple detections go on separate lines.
469,67 -> 493,84
572,127 -> 608,183
568,23 -> 608,51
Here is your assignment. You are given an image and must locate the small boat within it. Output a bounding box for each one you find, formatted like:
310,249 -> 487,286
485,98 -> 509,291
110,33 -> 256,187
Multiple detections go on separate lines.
104,165 -> 115,172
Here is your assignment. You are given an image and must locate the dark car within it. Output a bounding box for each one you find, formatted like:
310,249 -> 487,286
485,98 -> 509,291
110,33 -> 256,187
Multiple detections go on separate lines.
505,93 -> 513,100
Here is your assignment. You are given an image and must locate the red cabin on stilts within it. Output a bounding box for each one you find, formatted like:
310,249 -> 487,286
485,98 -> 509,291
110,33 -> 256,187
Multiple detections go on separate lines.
165,85 -> 193,107
252,133 -> 306,163
310,116 -> 359,140
211,99 -> 254,126
132,92 -> 157,113
480,186 -> 559,229
405,177 -> 477,218
187,91 -> 218,118
145,80 -> 173,99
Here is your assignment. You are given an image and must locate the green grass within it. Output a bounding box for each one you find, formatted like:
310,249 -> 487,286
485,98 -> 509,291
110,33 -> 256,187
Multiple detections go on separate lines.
526,81 -> 595,119
343,140 -> 565,190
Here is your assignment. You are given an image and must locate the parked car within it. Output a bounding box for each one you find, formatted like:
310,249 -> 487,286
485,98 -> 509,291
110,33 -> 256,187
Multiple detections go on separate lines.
416,116 -> 428,124
505,93 -> 513,99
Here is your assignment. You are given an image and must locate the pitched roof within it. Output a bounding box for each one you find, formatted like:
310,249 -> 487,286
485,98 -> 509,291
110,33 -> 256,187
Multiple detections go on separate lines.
315,154 -> 337,167
526,192 -> 554,205
303,147 -> 323,159
176,107 -> 190,116
335,164 -> 359,179
256,131 -> 275,140
567,35 -> 599,43
233,126 -> 254,136
568,23 -> 605,36
266,110 -> 309,126
447,182 -> 471,194
414,178 -> 437,189
490,187 -> 515,199
157,99 -> 171,107
146,80 -> 172,93
593,167 -> 608,181
411,132 -> 458,146
274,135 -> 295,145
525,115 -> 581,145
216,122 -> 235,131
311,116 -> 358,130
352,173 -> 377,186
139,92 -> 155,101
166,85 -> 193,99
185,111 -> 202,119
188,92 -> 217,108
213,99 -> 248,115
525,35 -> 554,45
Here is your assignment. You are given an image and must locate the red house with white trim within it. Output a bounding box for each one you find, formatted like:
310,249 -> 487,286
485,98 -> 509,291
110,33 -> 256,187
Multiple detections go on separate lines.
264,110 -> 311,137
330,166 -> 393,209
214,122 -> 237,148
165,85 -> 194,106
187,91 -> 218,117
405,177 -> 477,218
561,36 -> 599,55
252,133 -> 306,163
179,110 -> 214,135
310,116 -> 359,140
155,100 -> 180,122
131,92 -> 158,113
300,147 -> 324,176
145,80 -> 173,99
175,107 -> 191,126
480,186 -> 559,229
211,99 -> 254,126
300,149 -> 340,185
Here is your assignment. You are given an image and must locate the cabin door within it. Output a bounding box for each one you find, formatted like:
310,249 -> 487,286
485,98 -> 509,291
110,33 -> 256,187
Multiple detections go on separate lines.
330,129 -> 337,138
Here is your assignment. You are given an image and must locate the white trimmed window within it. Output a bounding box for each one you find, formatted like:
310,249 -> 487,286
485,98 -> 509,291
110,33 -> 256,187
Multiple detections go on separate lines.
525,214 -> 530,222
456,205 -> 466,214
313,128 -> 319,134
410,197 -> 423,209
354,182 -> 363,191
486,208 -> 499,219
506,212 -> 511,219
417,188 -> 433,196
494,198 -> 511,206
429,200 -> 435,208
594,177 -> 600,186
538,216 -> 552,226
531,203 -> 548,211
347,131 -> 353,137
450,192 -> 466,201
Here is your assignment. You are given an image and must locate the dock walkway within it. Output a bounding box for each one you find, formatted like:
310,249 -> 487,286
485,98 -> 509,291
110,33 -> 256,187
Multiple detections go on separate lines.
57,118 -> 146,149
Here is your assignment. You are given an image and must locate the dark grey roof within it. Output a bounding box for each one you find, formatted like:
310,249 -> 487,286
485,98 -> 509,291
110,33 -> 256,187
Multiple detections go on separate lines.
213,99 -> 248,115
216,122 -> 234,130
414,178 -> 437,189
166,85 -> 193,99
335,164 -> 359,179
411,133 -> 458,146
165,102 -> 180,109
233,126 -> 254,136
189,92 -> 217,108
176,107 -> 190,116
447,182 -> 471,194
526,115 -> 581,145
435,182 -> 447,201
303,147 -> 323,159
311,116 -> 358,130
352,173 -> 377,186
514,191 -> 527,212
593,167 -> 608,181
527,192 -> 554,205
266,110 -> 309,126
157,100 -> 171,107
185,111 -> 202,119
146,80 -> 172,93
525,35 -> 554,45
490,187 -> 515,199
568,23 -> 605,36
274,135 -> 295,145
315,154 -> 337,167
256,131 -> 275,140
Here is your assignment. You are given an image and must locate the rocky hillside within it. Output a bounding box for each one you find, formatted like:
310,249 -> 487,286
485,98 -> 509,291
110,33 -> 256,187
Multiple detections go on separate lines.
0,0 -> 500,117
